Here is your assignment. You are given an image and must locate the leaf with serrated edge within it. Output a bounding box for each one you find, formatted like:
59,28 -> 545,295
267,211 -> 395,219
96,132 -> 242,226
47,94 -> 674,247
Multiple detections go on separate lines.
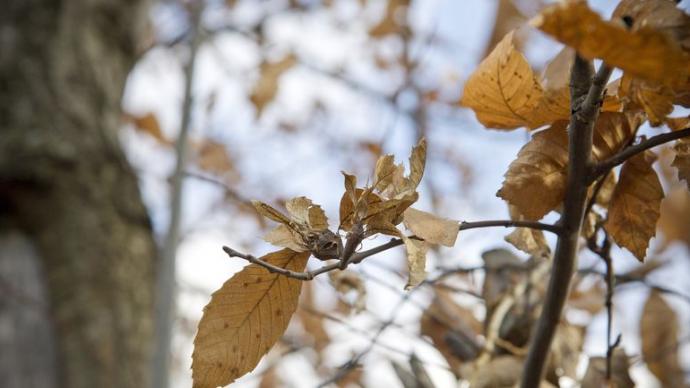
403,236 -> 428,289
532,0 -> 690,87
605,152 -> 663,261
192,249 -> 309,388
403,207 -> 458,247
461,31 -> 544,130
641,291 -> 685,387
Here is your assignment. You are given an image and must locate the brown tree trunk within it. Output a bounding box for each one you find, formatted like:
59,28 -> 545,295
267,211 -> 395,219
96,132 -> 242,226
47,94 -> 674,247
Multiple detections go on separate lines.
0,1 -> 158,388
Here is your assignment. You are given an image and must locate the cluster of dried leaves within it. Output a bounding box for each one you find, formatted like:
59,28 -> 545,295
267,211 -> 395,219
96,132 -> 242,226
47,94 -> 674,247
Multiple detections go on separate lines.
189,0 -> 690,387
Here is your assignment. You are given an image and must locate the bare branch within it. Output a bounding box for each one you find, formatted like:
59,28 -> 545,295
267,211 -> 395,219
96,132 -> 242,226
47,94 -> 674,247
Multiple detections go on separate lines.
521,58 -> 613,388
592,127 -> 690,180
459,219 -> 561,234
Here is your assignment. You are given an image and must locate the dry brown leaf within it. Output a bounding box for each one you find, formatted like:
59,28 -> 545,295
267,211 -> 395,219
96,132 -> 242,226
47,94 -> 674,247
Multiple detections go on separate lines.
403,236 -> 428,289
612,0 -> 690,51
329,270 -> 366,314
641,291 -> 685,387
481,248 -> 523,319
605,152 -> 663,261
467,356 -> 523,388
286,196 -> 329,231
567,280 -> 605,315
505,205 -> 550,257
192,249 -> 309,388
339,188 -> 382,232
619,74 -> 675,127
547,324 -> 584,382
666,115 -> 690,131
297,282 -> 330,360
500,113 -> 639,220
497,121 -> 569,220
402,207 -> 459,247
196,140 -> 235,175
672,137 -> 690,189
531,0 -> 690,87
581,348 -> 635,388
263,224 -> 306,252
123,111 -> 170,144
252,200 -> 293,225
250,54 -> 297,116
461,31 -> 545,130
374,154 -> 396,192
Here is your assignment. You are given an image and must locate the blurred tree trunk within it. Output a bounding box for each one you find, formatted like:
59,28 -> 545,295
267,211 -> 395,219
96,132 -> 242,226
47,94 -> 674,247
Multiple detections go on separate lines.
0,1 -> 157,388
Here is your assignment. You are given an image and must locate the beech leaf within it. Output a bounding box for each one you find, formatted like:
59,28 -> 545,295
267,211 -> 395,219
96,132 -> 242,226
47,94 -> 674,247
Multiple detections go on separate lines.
250,54 -> 297,116
460,31 -> 545,130
403,236 -> 428,289
641,291 -> 685,387
192,249 -> 310,388
672,137 -> 690,189
531,0 -> 690,87
402,207 -> 459,247
605,152 -> 663,261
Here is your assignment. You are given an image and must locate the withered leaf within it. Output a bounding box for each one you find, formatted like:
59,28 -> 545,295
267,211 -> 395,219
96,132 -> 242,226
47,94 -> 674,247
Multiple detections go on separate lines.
250,54 -> 297,116
672,137 -> 690,189
605,152 -> 663,261
641,291 -> 685,387
483,0 -> 527,58
461,31 -> 545,130
252,200 -> 293,226
286,196 -> 329,231
581,349 -> 635,388
263,224 -> 306,252
619,74 -> 675,127
505,205 -> 550,257
403,236 -> 428,289
192,249 -> 309,388
123,111 -> 170,144
532,0 -> 690,87
467,356 -> 523,388
369,0 -> 410,37
402,207 -> 459,247
196,140 -> 235,176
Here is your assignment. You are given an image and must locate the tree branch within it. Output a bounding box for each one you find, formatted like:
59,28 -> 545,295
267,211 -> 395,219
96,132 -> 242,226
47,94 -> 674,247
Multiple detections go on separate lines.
592,127 -> 690,180
521,58 -> 612,388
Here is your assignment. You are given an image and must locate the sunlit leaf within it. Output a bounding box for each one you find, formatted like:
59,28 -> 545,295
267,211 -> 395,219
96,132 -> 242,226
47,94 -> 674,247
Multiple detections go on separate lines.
192,249 -> 309,388
403,236 -> 428,289
531,0 -> 690,87
605,152 -> 663,261
403,207 -> 459,247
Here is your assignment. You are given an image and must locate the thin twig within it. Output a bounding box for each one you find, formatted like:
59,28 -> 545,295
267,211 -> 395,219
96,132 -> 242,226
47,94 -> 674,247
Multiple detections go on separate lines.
591,127 -> 690,180
521,58 -> 613,388
152,4 -> 203,388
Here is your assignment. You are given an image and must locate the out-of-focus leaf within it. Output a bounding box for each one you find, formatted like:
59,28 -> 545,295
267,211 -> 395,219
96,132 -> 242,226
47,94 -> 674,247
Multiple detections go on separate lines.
641,291 -> 685,386
196,140 -> 235,176
402,207 -> 459,247
369,0 -> 410,37
547,324 -> 584,382
605,152 -> 663,261
658,187 -> 690,247
481,248 -> 523,320
567,280 -> 605,315
483,0 -> 527,58
467,356 -> 523,388
420,288 -> 481,377
403,236 -> 428,289
297,282 -> 330,361
581,349 -> 635,388
672,137 -> 690,189
250,54 -> 297,116
329,270 -> 366,314
620,74 -> 675,126
123,111 -> 170,144
532,0 -> 690,87
192,249 -> 309,388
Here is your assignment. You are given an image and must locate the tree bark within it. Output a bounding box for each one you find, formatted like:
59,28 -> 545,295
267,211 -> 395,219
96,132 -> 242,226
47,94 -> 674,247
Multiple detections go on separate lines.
0,1 -> 157,388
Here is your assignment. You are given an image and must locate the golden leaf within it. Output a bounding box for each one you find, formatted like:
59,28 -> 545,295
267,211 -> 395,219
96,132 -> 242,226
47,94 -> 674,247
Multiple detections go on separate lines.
619,74 -> 675,127
402,207 -> 459,247
460,31 -> 545,130
407,138 -> 427,192
672,137 -> 690,189
373,154 -> 396,192
497,121 -> 569,220
500,113 -> 639,220
338,188 -> 382,231
658,187 -> 690,247
250,54 -> 297,116
605,152 -> 663,261
192,249 -> 309,388
285,196 -> 329,231
531,0 -> 690,87
403,236 -> 428,289
368,0 -> 410,37
641,291 -> 685,387
483,0 -> 527,58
